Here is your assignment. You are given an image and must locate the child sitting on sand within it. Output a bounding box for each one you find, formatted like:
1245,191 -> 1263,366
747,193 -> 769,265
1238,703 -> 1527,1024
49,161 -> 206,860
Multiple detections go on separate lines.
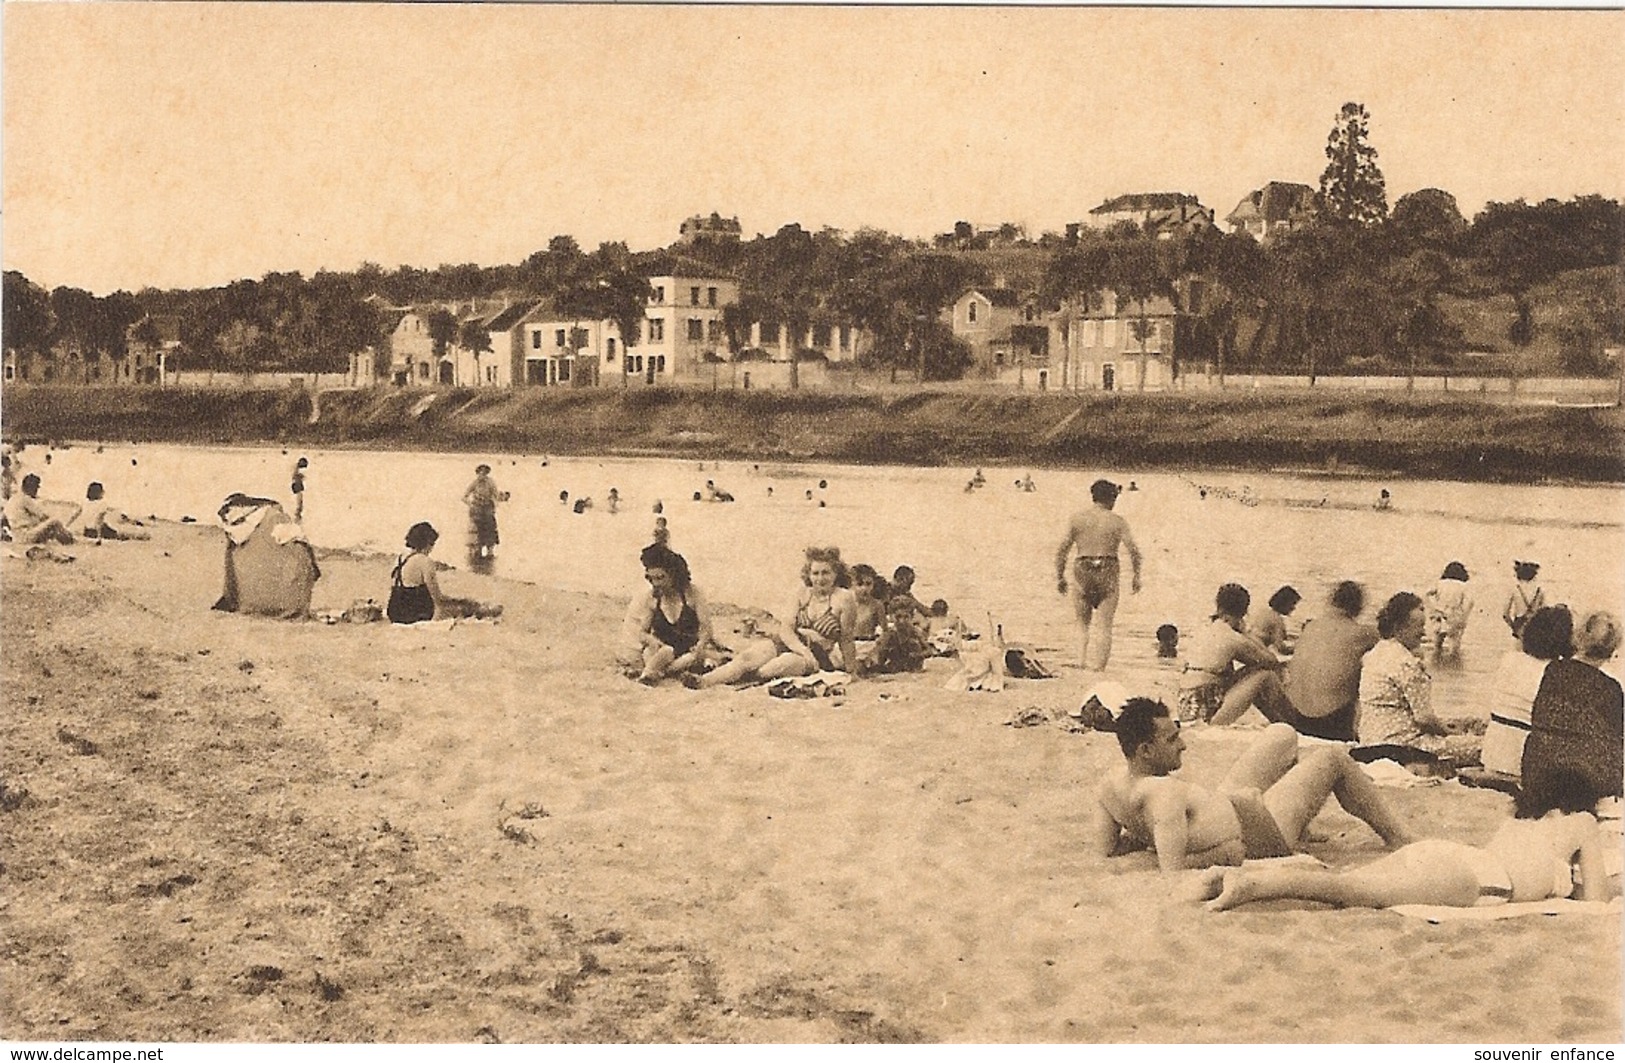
888,566 -> 932,621
926,599 -> 968,656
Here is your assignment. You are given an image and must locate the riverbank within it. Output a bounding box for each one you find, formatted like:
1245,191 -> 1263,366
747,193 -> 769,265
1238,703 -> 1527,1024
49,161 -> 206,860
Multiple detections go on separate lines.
5,385 -> 1623,482
2,522 -> 1618,1043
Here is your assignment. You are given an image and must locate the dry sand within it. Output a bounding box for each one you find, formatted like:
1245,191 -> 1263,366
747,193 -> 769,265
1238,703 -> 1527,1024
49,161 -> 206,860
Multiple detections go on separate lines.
1,522 -> 1619,1043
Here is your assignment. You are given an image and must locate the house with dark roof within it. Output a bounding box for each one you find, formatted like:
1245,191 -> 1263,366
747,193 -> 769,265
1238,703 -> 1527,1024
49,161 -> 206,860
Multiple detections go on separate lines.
950,287 -> 1045,378
1084,192 -> 1216,239
1226,182 -> 1317,244
678,213 -> 743,246
479,301 -> 538,387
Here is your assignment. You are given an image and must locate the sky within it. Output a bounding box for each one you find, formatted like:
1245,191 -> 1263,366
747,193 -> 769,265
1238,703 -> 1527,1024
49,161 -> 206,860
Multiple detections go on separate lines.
4,3 -> 1623,295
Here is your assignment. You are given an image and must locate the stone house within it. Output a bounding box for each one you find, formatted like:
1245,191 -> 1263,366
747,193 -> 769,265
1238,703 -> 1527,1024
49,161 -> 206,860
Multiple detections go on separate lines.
1046,290 -> 1191,392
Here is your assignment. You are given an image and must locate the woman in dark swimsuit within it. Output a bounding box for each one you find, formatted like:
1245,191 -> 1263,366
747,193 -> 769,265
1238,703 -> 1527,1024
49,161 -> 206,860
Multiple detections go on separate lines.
388,522 -> 501,624
624,542 -> 714,684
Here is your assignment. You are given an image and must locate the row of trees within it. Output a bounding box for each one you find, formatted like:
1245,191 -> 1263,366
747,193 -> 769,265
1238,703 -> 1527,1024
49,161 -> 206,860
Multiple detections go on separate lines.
5,103 -> 1619,380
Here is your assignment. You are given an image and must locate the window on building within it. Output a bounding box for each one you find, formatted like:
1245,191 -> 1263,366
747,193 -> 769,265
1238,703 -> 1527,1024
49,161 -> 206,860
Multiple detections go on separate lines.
690,286 -> 701,306
707,319 -> 722,342
418,363 -> 429,379
687,318 -> 704,341
635,355 -> 645,372
648,318 -> 665,342
485,366 -> 497,384
995,350 -> 1005,366
531,331 -> 542,350
555,329 -> 567,348
761,322 -> 780,344
812,324 -> 831,347
968,301 -> 978,323
625,355 -> 635,374
1102,319 -> 1118,347
652,286 -> 665,304
656,355 -> 666,373
839,326 -> 851,350
707,287 -> 717,307
607,338 -> 617,360
559,359 -> 572,382
570,327 -> 589,349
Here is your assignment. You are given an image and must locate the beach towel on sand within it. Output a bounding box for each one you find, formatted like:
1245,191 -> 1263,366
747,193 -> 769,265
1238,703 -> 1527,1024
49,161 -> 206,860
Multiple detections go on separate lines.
1389,897 -> 1623,923
212,495 -> 319,618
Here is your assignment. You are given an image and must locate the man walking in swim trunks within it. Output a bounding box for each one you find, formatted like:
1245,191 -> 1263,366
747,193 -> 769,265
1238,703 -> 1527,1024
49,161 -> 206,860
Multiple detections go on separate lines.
1055,478 -> 1142,671
1089,698 -> 1414,875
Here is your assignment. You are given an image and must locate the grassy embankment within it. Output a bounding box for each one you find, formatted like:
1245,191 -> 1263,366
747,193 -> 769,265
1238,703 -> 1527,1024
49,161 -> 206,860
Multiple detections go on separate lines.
4,384 -> 1622,482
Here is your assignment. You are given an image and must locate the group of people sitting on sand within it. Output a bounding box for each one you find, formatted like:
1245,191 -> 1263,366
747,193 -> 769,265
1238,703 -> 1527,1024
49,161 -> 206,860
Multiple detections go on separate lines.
1166,566 -> 1622,791
2,467 -> 149,548
617,542 -> 969,688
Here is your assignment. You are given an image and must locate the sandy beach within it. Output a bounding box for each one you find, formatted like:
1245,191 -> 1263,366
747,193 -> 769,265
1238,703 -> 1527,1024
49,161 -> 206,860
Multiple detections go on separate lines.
1,522 -> 1619,1044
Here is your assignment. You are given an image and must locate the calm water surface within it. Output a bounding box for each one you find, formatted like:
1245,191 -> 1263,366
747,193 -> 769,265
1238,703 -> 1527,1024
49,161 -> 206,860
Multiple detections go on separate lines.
26,441 -> 1625,718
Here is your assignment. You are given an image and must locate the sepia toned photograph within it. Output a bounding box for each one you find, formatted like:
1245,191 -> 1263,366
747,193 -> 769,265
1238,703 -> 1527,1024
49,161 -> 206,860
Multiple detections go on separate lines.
2,2 -> 1622,1047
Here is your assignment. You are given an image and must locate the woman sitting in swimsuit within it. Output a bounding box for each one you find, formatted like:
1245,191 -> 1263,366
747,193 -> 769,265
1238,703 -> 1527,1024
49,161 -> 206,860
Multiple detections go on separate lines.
1177,583 -> 1292,725
621,542 -> 715,685
789,545 -> 861,675
387,522 -> 501,624
1199,769 -> 1617,911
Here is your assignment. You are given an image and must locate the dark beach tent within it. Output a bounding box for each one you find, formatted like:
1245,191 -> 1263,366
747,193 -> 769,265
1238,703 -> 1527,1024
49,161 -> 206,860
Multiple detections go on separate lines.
211,493 -> 320,618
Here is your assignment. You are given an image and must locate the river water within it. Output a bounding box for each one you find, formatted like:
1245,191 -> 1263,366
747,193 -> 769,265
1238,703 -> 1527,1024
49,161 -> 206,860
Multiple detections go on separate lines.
20,441 -> 1625,719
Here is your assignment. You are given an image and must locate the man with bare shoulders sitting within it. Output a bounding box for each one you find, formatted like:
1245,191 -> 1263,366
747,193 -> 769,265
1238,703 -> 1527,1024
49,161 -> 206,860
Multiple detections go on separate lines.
1055,478 -> 1142,671
1089,698 -> 1415,874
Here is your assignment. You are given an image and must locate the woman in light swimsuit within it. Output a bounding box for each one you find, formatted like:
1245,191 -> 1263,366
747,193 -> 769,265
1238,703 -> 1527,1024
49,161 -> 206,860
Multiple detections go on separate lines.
1177,583 -> 1292,725
790,545 -> 861,675
1200,770 -> 1616,911
623,542 -> 714,685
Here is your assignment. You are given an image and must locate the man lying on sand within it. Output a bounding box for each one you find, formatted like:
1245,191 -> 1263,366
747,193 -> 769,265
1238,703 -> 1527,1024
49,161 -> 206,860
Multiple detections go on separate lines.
1089,700 -> 1414,874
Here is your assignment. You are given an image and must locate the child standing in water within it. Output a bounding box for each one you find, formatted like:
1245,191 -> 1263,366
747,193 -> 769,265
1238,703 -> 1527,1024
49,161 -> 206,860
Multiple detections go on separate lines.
1503,560 -> 1544,640
1425,561 -> 1474,663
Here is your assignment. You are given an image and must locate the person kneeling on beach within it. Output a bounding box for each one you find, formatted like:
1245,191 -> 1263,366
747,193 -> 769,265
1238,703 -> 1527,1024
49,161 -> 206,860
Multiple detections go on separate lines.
1089,700 -> 1414,875
619,542 -> 715,685
387,522 -> 502,624
1197,769 -> 1616,911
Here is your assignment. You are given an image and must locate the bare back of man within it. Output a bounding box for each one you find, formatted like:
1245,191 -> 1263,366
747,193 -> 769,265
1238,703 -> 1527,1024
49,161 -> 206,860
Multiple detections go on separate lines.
1056,496 -> 1142,671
